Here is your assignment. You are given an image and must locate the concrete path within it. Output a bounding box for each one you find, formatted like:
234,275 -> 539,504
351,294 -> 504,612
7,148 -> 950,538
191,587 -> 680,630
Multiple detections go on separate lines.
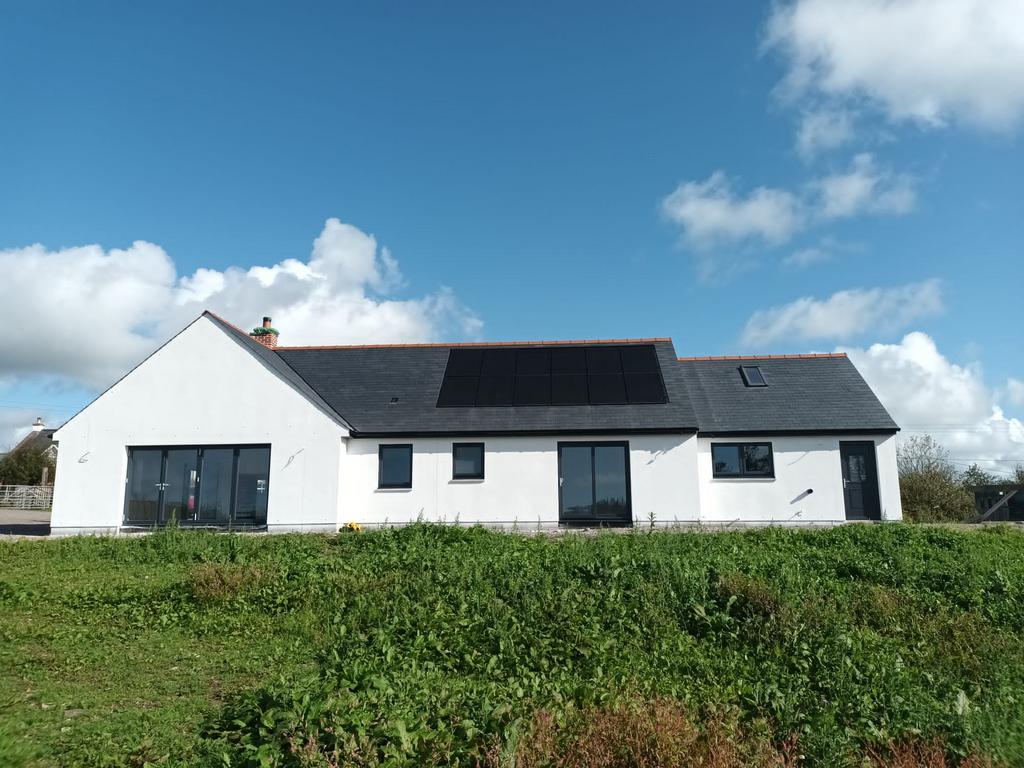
0,508 -> 51,536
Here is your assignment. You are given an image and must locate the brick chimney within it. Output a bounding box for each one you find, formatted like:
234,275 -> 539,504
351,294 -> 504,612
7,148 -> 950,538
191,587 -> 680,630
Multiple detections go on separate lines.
250,316 -> 279,349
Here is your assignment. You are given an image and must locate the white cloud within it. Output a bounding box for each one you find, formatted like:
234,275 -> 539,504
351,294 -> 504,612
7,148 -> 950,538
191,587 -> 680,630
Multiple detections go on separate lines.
766,0 -> 1024,132
1005,378 -> 1024,408
842,333 -> 1024,475
0,410 -> 36,453
663,156 -> 914,274
783,246 -> 831,268
741,279 -> 943,346
0,218 -> 482,390
814,153 -> 916,219
796,108 -> 854,157
661,171 -> 803,251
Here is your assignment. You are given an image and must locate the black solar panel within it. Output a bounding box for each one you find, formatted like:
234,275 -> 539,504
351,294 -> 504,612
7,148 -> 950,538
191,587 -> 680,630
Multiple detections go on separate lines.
437,345 -> 667,407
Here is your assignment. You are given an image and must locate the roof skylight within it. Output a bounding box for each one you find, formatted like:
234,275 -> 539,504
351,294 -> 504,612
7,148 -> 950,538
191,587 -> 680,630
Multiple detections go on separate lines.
739,365 -> 767,387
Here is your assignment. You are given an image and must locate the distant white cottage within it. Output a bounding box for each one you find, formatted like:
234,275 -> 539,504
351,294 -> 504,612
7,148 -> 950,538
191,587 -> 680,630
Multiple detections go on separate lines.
50,312 -> 902,534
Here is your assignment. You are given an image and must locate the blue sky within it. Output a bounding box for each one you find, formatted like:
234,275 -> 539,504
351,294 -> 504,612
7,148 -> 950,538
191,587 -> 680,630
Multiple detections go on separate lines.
1,1 -> 1022,468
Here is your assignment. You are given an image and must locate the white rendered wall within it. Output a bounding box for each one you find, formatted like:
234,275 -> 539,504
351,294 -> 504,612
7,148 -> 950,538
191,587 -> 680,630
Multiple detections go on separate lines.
51,316 -> 347,534
339,434 -> 699,527
696,434 -> 902,525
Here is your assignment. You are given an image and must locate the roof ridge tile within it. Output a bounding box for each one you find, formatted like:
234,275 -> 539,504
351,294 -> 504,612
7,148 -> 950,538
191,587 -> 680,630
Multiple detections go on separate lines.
676,353 -> 848,362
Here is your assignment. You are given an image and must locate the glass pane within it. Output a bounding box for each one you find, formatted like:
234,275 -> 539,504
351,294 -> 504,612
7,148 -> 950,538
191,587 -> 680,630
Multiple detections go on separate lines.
446,349 -> 483,376
516,349 -> 551,375
594,446 -> 628,520
741,366 -> 766,386
453,444 -> 484,478
379,445 -> 412,488
163,449 -> 199,524
712,445 -> 742,476
848,454 -> 867,483
198,449 -> 234,524
235,447 -> 270,524
551,348 -> 586,375
514,375 -> 550,405
560,446 -> 593,519
587,374 -> 627,404
620,345 -> 659,373
743,445 -> 772,476
437,375 -> 479,406
624,372 -> 665,404
551,374 -> 588,405
586,347 -> 622,374
476,376 -> 515,406
481,349 -> 517,375
125,449 -> 162,525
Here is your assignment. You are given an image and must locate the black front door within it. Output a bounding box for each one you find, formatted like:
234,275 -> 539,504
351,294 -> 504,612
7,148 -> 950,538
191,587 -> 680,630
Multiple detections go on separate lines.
840,441 -> 881,520
558,442 -> 631,525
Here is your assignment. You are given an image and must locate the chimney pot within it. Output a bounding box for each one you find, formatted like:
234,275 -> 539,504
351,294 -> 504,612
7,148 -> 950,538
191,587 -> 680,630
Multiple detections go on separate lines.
251,316 -> 279,349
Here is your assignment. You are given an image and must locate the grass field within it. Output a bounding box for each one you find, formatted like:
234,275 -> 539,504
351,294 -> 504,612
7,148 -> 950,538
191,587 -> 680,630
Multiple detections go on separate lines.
2,524 -> 1023,767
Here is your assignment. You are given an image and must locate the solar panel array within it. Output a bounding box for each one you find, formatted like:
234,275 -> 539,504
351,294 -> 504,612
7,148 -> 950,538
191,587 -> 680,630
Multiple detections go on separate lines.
436,344 -> 667,407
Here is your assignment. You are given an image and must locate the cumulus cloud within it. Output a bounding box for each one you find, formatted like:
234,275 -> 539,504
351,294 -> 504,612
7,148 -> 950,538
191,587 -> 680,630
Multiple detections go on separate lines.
661,171 -> 803,252
0,218 -> 482,390
814,153 -> 916,219
842,333 -> 1024,475
766,0 -> 1024,132
741,279 -> 943,346
663,158 -> 914,274
1005,378 -> 1024,409
796,108 -> 855,157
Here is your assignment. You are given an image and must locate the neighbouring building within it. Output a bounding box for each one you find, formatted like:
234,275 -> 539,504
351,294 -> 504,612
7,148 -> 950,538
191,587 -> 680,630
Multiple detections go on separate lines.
1,418 -> 58,471
49,312 -> 902,534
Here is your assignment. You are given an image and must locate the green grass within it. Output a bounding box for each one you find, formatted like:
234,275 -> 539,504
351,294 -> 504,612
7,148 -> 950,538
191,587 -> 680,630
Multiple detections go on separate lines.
1,524 -> 1023,766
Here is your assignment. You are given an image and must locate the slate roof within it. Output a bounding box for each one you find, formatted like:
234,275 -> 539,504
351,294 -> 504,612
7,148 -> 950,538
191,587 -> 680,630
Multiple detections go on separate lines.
8,428 -> 57,455
275,340 -> 699,435
203,313 -> 898,437
675,354 -> 898,435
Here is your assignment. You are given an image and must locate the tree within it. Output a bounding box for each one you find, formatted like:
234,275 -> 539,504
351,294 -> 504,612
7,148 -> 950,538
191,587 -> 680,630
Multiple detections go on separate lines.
896,435 -> 974,523
0,448 -> 55,486
960,463 -> 997,489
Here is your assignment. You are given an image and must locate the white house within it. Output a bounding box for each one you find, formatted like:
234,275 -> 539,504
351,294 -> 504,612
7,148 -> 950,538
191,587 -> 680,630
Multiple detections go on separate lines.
50,312 -> 902,534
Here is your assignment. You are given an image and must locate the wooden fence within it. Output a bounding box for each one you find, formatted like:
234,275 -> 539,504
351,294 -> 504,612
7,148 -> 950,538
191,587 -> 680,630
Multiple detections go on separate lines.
0,485 -> 54,510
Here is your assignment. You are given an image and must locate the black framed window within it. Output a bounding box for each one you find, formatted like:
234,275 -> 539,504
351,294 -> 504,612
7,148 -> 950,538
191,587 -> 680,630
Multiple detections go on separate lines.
711,443 -> 774,478
739,366 -> 767,387
378,444 -> 413,489
452,442 -> 485,480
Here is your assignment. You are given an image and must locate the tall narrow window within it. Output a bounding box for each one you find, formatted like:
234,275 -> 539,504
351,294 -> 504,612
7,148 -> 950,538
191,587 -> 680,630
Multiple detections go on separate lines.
452,443 -> 485,479
378,444 -> 413,489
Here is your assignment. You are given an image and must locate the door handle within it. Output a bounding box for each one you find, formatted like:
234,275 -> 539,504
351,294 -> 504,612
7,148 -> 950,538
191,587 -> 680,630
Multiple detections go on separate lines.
843,479 -> 850,488
559,477 -> 564,487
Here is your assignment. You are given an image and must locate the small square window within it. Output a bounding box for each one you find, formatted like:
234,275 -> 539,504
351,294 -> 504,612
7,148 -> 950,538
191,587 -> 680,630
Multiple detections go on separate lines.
739,366 -> 767,387
452,443 -> 484,479
378,444 -> 412,488
711,442 -> 774,478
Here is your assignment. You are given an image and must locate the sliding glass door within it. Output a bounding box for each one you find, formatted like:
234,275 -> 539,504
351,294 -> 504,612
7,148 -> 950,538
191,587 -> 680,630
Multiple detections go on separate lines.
124,445 -> 270,528
557,442 -> 631,525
